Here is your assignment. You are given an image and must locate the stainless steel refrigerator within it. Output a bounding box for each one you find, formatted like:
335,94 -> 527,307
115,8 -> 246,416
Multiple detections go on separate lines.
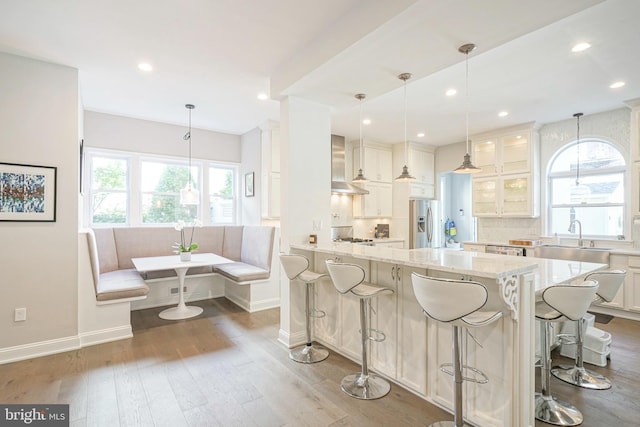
409,199 -> 441,249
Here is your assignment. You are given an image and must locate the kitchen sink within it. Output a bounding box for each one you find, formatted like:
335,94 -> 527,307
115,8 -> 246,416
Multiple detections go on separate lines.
532,245 -> 610,264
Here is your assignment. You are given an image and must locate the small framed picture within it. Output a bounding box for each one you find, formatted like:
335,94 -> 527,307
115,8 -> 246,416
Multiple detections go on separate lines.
0,162 -> 57,222
245,172 -> 254,197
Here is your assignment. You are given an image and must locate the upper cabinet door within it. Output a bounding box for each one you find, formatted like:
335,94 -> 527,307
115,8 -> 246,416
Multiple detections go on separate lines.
354,142 -> 393,183
501,133 -> 529,175
472,139 -> 497,176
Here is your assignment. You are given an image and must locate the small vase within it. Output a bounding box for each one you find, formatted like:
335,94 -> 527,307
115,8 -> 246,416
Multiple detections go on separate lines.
180,251 -> 191,262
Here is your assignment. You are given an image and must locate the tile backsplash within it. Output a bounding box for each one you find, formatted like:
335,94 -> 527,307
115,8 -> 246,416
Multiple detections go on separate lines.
477,217 -> 541,243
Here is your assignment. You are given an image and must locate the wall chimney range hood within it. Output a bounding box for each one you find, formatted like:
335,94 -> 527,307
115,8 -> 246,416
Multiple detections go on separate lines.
331,134 -> 369,195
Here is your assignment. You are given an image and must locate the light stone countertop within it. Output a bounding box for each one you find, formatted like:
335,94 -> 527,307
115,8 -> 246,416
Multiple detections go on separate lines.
292,243 -> 538,280
291,243 -> 607,289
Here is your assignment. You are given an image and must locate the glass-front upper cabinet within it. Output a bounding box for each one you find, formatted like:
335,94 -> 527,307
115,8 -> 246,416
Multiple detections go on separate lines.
471,125 -> 536,177
471,123 -> 540,217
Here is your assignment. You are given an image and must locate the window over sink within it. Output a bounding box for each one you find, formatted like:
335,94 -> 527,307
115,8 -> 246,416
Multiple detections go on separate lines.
547,138 -> 625,238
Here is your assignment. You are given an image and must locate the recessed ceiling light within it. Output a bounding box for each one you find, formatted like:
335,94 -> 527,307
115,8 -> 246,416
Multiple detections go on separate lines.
362,118 -> 371,125
609,81 -> 625,89
445,88 -> 457,97
138,63 -> 153,72
417,132 -> 425,138
257,93 -> 268,100
498,111 -> 509,117
571,42 -> 591,53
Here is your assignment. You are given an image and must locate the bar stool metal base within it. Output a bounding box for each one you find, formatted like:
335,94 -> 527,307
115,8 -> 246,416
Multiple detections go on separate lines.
535,393 -> 583,426
340,372 -> 390,400
551,365 -> 611,390
289,343 -> 329,364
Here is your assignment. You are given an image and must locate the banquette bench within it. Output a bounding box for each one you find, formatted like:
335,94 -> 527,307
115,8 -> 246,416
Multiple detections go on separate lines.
78,225 -> 279,346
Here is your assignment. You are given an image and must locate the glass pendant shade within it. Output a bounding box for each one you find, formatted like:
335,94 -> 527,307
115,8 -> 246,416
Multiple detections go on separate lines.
180,103 -> 199,205
352,93 -> 369,183
395,73 -> 416,182
453,43 -> 480,174
180,185 -> 199,205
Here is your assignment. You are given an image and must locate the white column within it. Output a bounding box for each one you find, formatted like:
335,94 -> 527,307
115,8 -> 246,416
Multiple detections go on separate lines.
278,96 -> 332,347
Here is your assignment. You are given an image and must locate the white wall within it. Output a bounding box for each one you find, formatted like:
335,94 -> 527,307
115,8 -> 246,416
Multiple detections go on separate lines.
0,52 -> 79,351
85,111 -> 241,162
240,126 -> 261,225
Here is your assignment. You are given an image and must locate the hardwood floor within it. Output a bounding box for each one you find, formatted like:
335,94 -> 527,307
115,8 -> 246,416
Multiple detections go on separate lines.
0,298 -> 638,426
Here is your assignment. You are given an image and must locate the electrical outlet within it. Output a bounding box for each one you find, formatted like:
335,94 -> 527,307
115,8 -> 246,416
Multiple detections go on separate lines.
14,308 -> 26,322
169,286 -> 187,295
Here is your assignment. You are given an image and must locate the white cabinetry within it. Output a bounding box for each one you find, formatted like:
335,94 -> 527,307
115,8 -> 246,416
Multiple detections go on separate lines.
371,263 -> 428,393
375,240 -> 405,248
471,123 -> 539,217
463,243 -> 486,253
352,141 -> 393,218
353,182 -> 392,217
260,122 -> 280,219
624,255 -> 640,313
353,142 -> 393,182
393,142 -> 435,200
473,174 -> 534,217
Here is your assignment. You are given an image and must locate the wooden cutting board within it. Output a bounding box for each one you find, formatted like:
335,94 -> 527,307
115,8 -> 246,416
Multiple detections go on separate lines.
508,239 -> 541,246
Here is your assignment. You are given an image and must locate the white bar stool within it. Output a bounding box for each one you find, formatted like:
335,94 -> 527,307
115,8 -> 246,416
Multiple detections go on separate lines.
411,273 -> 503,427
535,280 -> 599,426
552,270 -> 625,390
280,254 -> 329,364
325,260 -> 394,400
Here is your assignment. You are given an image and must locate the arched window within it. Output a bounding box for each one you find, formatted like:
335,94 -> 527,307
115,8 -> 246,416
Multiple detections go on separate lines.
547,139 -> 625,238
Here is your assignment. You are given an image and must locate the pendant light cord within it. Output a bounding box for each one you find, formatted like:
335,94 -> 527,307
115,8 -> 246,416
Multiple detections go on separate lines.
465,49 -> 470,155
575,113 -> 581,185
184,104 -> 195,191
359,96 -> 364,169
404,78 -> 408,165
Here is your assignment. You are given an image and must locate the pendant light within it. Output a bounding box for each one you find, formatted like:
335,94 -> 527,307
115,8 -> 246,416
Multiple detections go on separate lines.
352,93 -> 369,183
179,104 -> 199,205
570,112 -> 590,200
395,73 -> 416,182
454,43 -> 481,174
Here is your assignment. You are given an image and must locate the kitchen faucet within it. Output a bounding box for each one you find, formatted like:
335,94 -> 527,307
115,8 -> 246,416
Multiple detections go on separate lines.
568,219 -> 583,247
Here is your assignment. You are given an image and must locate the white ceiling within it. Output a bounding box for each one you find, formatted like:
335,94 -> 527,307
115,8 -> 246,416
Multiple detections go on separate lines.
1,0 -> 638,147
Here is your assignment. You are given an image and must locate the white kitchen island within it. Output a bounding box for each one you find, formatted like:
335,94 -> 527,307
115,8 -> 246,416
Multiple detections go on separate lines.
286,243 -> 607,427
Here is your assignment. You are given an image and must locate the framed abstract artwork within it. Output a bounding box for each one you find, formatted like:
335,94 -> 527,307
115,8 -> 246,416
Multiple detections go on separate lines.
245,172 -> 254,197
0,162 -> 57,222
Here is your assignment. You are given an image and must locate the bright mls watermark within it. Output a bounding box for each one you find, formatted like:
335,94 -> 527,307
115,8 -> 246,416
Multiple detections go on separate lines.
0,405 -> 69,426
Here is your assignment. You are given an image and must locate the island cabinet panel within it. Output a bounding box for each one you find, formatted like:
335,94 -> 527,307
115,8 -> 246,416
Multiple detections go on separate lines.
370,262 -> 399,378
396,265 -> 429,394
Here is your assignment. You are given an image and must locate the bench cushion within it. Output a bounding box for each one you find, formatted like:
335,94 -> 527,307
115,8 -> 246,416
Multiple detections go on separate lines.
241,226 -> 275,271
223,226 -> 244,261
97,269 -> 150,302
93,228 -> 119,274
215,262 -> 270,283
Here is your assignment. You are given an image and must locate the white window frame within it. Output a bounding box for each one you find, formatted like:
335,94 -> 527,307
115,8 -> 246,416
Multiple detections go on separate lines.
84,148 -> 239,227
546,138 -> 626,239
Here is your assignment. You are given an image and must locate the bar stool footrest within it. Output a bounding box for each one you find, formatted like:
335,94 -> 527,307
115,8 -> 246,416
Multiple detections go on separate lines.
439,363 -> 489,384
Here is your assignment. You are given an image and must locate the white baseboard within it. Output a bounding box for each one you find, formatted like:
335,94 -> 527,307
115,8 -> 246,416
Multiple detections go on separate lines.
79,325 -> 133,347
0,335 -> 81,365
277,328 -> 306,348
